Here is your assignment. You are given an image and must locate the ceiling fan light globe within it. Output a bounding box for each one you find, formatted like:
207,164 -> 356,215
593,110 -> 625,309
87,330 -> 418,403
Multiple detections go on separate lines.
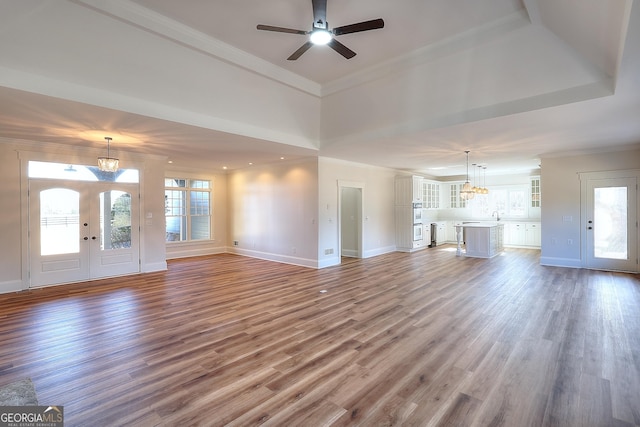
310,30 -> 332,45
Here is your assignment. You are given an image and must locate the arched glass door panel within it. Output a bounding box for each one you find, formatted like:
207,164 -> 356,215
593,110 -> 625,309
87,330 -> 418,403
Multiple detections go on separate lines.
40,188 -> 80,256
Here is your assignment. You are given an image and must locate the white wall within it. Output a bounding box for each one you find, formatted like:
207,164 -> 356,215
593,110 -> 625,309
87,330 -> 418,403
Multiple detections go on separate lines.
540,148 -> 640,268
227,158 -> 319,267
318,157 -> 396,268
0,139 -> 167,293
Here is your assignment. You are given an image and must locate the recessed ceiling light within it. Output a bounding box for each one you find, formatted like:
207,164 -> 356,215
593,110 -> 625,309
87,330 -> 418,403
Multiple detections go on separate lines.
222,166 -> 227,170
280,157 -> 285,160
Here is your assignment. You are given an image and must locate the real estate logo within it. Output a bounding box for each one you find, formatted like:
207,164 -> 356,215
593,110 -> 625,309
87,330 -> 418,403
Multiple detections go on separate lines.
0,406 -> 64,427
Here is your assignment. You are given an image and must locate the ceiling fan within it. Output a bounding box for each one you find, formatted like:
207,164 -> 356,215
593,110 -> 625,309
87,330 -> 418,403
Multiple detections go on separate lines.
257,0 -> 384,60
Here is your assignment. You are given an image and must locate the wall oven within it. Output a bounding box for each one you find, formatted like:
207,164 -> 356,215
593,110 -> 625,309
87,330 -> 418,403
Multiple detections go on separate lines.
412,203 -> 423,224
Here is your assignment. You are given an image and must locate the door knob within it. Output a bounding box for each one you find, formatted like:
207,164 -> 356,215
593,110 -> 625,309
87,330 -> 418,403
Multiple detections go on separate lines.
588,226 -> 593,230
91,236 -> 97,240
83,237 -> 88,240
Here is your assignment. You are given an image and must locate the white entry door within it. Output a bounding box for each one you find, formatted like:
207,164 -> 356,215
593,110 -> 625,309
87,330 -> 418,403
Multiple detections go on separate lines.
585,177 -> 638,272
29,179 -> 140,287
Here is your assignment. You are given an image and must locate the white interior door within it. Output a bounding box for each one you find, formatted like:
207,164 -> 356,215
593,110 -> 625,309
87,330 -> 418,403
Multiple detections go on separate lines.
29,180 -> 140,287
585,177 -> 638,272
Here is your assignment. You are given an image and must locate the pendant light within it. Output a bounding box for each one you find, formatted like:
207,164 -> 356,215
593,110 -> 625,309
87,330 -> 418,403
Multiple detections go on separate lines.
98,136 -> 119,172
482,166 -> 489,194
460,151 -> 475,200
471,163 -> 478,193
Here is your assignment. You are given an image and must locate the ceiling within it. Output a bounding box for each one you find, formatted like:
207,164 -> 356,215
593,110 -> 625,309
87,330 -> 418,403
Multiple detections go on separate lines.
0,0 -> 638,178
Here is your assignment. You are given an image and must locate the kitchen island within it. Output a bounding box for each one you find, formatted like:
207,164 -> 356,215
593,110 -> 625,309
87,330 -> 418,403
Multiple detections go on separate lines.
455,222 -> 504,258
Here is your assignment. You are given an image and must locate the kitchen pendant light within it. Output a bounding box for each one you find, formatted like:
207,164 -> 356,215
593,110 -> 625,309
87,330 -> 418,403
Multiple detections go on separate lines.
460,151 -> 475,200
482,166 -> 489,194
98,136 -> 119,172
471,163 -> 478,193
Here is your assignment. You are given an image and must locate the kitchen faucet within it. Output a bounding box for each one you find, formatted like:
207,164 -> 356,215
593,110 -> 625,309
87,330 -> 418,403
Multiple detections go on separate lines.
492,211 -> 500,221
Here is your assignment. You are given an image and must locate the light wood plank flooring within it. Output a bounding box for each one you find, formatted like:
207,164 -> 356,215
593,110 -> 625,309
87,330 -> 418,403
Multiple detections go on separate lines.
1,247 -> 639,426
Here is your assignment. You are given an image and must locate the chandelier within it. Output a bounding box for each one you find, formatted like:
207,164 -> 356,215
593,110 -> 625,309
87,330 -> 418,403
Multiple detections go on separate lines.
98,136 -> 119,172
460,151 -> 475,200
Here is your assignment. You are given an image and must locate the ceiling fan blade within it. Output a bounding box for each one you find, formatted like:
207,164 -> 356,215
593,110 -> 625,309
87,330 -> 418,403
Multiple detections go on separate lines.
327,39 -> 356,59
257,24 -> 307,35
312,0 -> 327,27
333,18 -> 384,36
288,41 -> 314,60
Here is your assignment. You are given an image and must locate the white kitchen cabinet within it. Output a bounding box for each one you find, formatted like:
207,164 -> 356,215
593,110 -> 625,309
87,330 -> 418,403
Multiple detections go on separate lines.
423,223 -> 432,247
525,223 -> 541,247
422,181 -> 440,209
395,176 -> 425,252
395,175 -> 423,205
506,223 -> 525,246
504,222 -> 540,248
436,221 -> 447,245
531,177 -> 541,208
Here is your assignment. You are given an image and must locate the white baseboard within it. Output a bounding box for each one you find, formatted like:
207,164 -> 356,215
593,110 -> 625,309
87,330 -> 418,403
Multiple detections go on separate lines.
540,257 -> 582,268
341,249 -> 358,258
166,245 -> 226,260
142,261 -> 168,273
0,279 -> 26,295
364,245 -> 396,258
318,256 -> 341,268
229,247 -> 317,268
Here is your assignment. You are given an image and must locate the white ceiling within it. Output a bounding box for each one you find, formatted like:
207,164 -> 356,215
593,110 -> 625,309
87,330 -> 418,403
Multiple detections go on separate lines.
0,0 -> 638,178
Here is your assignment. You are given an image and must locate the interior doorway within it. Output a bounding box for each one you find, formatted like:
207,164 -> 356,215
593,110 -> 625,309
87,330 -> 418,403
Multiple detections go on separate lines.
338,182 -> 363,260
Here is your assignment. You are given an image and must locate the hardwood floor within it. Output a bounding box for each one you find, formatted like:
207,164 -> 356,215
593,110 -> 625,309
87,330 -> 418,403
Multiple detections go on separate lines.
1,247 -> 639,426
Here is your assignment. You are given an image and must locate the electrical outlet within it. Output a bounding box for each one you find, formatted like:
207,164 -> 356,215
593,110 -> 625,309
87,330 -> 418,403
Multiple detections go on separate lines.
324,248 -> 334,255
233,240 -> 239,246
567,239 -> 573,245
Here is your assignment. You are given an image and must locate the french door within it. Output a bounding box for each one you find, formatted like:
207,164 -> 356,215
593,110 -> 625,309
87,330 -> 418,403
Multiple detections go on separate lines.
29,179 -> 140,287
585,176 -> 638,272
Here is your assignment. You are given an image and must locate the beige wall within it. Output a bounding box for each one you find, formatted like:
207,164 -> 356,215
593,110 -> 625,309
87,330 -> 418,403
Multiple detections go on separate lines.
227,158 -> 319,267
540,148 -> 640,268
318,157 -> 397,268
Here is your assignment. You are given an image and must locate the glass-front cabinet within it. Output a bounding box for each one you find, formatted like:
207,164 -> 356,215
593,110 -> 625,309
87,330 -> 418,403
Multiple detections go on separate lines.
422,181 -> 440,209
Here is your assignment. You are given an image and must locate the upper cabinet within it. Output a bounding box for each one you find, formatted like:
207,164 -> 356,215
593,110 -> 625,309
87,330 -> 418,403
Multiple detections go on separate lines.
395,175 -> 423,205
422,181 -> 440,209
530,176 -> 541,208
446,183 -> 468,209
